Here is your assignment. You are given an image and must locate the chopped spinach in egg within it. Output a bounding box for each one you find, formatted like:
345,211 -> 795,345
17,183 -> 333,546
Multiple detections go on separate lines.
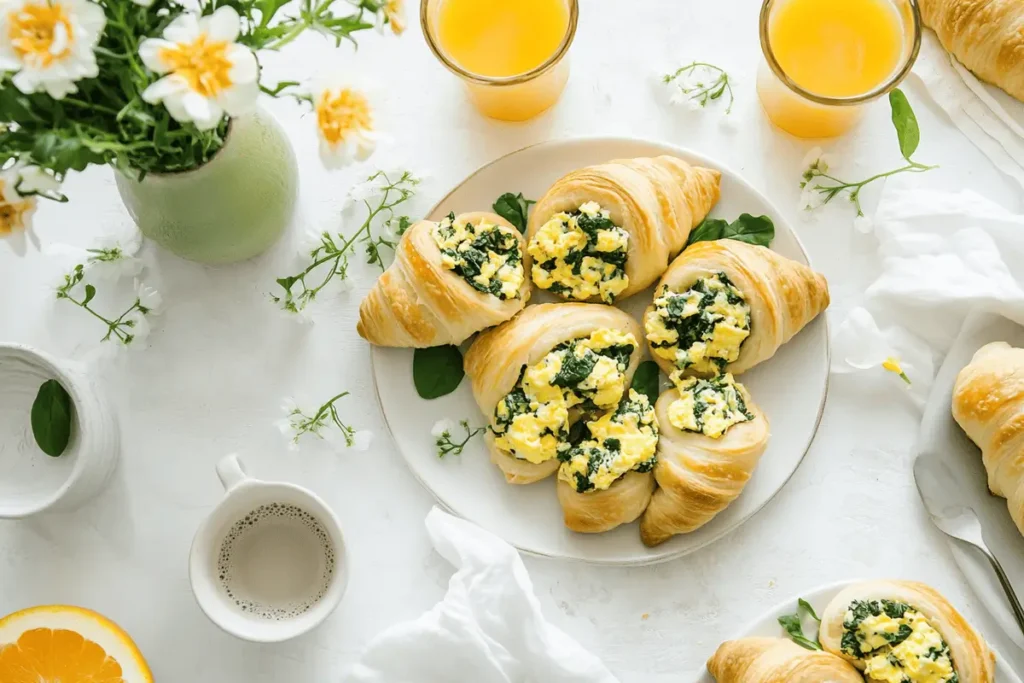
527,201 -> 630,303
432,212 -> 525,300
646,272 -> 751,374
557,389 -> 659,493
841,599 -> 958,683
667,373 -> 753,439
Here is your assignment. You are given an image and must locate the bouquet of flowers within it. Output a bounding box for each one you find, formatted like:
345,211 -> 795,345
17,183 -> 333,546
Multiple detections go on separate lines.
0,0 -> 403,252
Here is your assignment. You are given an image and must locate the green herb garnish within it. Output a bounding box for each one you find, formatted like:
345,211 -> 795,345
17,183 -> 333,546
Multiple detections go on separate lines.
687,214 -> 775,248
778,598 -> 823,651
413,344 -> 465,399
492,192 -> 535,233
435,420 -> 485,458
31,380 -> 73,458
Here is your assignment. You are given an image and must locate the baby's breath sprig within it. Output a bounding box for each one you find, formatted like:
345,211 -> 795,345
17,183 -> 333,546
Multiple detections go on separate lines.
663,62 -> 735,114
799,90 -> 937,216
432,419 -> 485,458
272,169 -> 420,313
277,393 -> 372,450
56,250 -> 161,345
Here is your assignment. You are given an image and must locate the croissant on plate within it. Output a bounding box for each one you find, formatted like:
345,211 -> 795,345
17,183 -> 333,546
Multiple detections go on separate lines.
644,240 -> 829,378
463,303 -> 648,524
524,156 -> 721,304
919,0 -> 1024,102
707,637 -> 863,683
639,373 -> 770,546
357,211 -> 531,347
952,341 -> 1024,535
819,579 -> 995,683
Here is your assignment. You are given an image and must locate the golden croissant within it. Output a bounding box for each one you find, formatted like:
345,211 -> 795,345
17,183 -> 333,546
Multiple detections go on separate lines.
920,0 -> 1024,102
464,304 -> 646,505
640,373 -> 770,546
357,211 -> 531,347
525,156 -> 721,304
819,579 -> 995,683
707,637 -> 863,683
644,240 -> 829,378
952,341 -> 1024,535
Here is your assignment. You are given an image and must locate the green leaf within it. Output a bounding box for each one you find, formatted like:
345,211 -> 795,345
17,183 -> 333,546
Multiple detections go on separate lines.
31,379 -> 73,457
492,192 -> 535,233
413,345 -> 465,399
630,361 -> 660,406
82,284 -> 96,306
778,599 -> 823,651
889,89 -> 920,161
687,214 -> 775,247
257,0 -> 291,27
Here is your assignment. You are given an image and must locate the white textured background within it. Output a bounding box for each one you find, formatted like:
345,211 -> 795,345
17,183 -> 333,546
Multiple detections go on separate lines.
2,0 -> 1023,680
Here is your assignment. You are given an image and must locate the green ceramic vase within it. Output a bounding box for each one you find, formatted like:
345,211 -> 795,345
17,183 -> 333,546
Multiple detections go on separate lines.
115,108 -> 298,264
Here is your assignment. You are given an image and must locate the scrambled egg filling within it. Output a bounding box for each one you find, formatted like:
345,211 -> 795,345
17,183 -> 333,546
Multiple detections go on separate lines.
528,201 -> 630,303
492,329 -> 636,465
667,372 -> 753,438
841,600 -> 957,683
432,212 -> 525,300
645,272 -> 751,375
558,389 -> 659,493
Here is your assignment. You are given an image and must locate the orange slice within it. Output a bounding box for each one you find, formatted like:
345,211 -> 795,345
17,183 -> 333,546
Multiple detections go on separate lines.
0,605 -> 153,683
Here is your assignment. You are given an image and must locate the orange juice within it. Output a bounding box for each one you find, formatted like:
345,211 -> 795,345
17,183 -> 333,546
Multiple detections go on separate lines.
758,0 -> 909,138
426,0 -> 575,121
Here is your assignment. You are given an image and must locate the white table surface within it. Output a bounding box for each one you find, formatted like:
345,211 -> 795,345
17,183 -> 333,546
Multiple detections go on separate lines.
2,1 -> 1023,680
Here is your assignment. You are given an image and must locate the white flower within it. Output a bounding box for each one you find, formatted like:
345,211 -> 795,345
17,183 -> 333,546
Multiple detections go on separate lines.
431,419 -> 454,438
126,311 -> 152,346
313,74 -> 378,169
47,242 -> 145,283
798,185 -> 825,212
0,163 -> 44,256
351,429 -> 373,451
0,0 -> 106,99
669,88 -> 702,111
135,280 -> 163,315
138,7 -> 259,131
800,146 -> 831,173
374,0 -> 404,35
853,215 -> 874,234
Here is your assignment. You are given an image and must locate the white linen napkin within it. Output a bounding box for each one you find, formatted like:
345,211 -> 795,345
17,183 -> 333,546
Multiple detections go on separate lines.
913,32 -> 1024,189
831,183 -> 1024,399
343,507 -> 621,683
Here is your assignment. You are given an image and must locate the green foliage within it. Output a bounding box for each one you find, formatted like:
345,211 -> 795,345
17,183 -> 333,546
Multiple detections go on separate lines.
778,598 -> 822,651
492,192 -> 535,233
0,0 -> 382,179
687,214 -> 775,247
413,345 -> 465,399
435,420 -> 485,458
31,380 -> 73,457
889,89 -> 920,161
630,361 -> 660,406
663,61 -> 734,113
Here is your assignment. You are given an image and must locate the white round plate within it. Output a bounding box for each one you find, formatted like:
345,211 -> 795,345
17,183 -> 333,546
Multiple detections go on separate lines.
694,581 -> 1021,683
372,137 -> 829,565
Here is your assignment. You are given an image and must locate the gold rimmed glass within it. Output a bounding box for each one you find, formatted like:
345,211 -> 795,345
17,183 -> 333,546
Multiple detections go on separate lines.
757,0 -> 922,138
420,0 -> 579,122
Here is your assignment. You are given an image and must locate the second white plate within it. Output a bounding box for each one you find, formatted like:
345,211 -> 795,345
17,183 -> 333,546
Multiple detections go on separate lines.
372,137 -> 829,565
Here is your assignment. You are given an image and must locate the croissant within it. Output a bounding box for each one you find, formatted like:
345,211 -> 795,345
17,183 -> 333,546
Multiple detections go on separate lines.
952,341 -> 1024,535
640,374 -> 770,546
919,0 -> 1024,102
819,580 -> 995,683
644,240 -> 829,378
708,637 -> 864,683
525,156 -> 721,304
464,303 -> 644,486
357,211 -> 531,347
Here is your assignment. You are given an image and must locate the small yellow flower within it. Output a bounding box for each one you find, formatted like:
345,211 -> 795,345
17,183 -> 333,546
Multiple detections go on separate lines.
380,0 -> 404,35
315,84 -> 377,169
882,356 -> 911,385
0,177 -> 35,236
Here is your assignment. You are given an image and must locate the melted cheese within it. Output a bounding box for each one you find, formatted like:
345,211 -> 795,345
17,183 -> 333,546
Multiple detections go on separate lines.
667,373 -> 752,438
851,610 -> 956,683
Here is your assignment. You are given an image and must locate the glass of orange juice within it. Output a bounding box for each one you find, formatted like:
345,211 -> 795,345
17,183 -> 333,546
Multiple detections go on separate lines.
420,0 -> 579,122
757,0 -> 921,138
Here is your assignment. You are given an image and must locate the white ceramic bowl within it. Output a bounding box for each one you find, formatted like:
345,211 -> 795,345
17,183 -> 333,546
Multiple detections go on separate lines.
0,343 -> 119,517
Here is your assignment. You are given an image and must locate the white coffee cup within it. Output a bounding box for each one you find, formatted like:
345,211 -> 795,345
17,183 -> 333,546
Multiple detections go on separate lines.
189,454 -> 348,642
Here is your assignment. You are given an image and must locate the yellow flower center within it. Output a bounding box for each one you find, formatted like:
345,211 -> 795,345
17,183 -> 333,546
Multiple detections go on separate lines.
316,88 -> 373,145
0,180 -> 34,235
158,34 -> 234,98
385,0 -> 405,35
8,1 -> 74,67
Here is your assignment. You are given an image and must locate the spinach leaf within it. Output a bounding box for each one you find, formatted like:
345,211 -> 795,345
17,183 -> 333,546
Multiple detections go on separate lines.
492,192 -> 535,233
889,89 -> 920,161
778,598 -> 823,651
687,214 -> 774,248
413,345 -> 465,399
630,361 -> 660,406
31,379 -> 73,457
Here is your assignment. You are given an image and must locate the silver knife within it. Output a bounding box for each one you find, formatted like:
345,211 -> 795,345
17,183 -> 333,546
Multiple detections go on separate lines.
914,455 -> 1024,639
